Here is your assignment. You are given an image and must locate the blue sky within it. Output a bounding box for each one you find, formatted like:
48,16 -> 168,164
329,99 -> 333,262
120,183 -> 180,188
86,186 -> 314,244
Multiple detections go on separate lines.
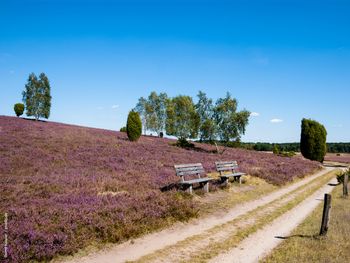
1,0 -> 349,142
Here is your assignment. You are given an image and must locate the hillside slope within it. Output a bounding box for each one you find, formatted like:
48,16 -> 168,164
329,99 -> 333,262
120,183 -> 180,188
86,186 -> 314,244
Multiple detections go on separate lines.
0,116 -> 320,262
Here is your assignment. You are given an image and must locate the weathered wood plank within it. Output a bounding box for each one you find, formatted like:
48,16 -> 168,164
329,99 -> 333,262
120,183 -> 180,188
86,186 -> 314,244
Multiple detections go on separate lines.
216,166 -> 238,172
220,172 -> 246,178
320,193 -> 332,236
174,163 -> 202,169
179,177 -> 213,185
215,161 -> 238,165
175,166 -> 203,171
343,173 -> 348,197
176,169 -> 205,176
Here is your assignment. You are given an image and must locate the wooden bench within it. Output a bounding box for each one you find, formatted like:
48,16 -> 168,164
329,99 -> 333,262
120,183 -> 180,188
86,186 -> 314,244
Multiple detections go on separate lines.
174,163 -> 213,194
215,161 -> 246,186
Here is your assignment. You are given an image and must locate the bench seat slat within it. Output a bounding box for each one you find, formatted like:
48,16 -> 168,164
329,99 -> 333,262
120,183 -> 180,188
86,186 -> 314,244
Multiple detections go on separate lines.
180,177 -> 213,184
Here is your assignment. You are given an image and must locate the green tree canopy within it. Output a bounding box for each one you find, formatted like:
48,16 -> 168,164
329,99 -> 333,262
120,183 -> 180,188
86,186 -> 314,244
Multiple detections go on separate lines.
300,118 -> 327,162
134,92 -> 168,136
166,95 -> 200,140
134,96 -> 147,134
196,91 -> 216,141
214,92 -> 250,142
22,72 -> 52,120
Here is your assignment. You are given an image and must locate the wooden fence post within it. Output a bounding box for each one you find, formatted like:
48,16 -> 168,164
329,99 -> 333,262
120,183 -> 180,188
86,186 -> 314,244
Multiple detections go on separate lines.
319,193 -> 332,236
343,173 -> 348,197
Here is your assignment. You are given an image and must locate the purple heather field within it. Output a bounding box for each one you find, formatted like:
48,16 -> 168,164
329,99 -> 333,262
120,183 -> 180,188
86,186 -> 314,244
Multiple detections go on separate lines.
0,116 -> 320,262
324,153 -> 350,164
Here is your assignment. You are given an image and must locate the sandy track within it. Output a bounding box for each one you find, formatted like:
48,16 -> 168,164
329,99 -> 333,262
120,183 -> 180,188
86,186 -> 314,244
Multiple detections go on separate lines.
62,168 -> 333,263
210,176 -> 338,263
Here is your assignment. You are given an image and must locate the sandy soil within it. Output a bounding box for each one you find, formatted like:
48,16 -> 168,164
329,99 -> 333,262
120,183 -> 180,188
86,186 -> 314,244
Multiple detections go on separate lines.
209,175 -> 340,263
61,167 -> 334,263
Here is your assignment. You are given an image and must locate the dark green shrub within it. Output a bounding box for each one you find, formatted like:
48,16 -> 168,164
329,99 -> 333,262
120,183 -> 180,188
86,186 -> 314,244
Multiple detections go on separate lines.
300,118 -> 327,162
279,151 -> 296,157
336,169 -> 350,184
175,137 -> 195,148
120,126 -> 127,132
126,111 -> 142,141
14,103 -> 24,117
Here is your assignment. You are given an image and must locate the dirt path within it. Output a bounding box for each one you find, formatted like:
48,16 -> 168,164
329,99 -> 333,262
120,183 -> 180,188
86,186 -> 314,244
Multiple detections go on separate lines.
210,176 -> 339,263
62,167 -> 334,263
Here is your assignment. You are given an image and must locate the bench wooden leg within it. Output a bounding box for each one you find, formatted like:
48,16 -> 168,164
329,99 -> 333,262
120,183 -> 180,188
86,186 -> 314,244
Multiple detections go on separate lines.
203,182 -> 209,193
220,177 -> 229,187
186,185 -> 193,194
233,176 -> 242,184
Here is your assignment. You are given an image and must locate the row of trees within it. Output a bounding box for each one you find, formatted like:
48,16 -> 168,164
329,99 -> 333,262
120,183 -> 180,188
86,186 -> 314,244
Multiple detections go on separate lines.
133,91 -> 250,143
244,142 -> 348,154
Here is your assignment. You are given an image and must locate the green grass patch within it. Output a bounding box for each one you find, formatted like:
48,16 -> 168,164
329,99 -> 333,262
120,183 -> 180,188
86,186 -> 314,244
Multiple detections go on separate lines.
262,183 -> 350,263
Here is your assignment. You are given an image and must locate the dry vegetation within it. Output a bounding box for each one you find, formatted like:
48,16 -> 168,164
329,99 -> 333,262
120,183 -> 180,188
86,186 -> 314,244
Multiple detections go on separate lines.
262,183 -> 350,263
0,116 -> 320,262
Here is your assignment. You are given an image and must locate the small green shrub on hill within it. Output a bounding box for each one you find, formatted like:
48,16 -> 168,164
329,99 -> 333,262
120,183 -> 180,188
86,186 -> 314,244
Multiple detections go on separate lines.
14,103 -> 24,117
175,137 -> 195,148
120,126 -> 127,132
126,110 -> 142,141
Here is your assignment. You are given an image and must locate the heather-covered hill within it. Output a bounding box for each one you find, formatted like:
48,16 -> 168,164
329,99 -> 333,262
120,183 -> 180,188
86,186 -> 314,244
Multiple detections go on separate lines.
0,116 -> 320,262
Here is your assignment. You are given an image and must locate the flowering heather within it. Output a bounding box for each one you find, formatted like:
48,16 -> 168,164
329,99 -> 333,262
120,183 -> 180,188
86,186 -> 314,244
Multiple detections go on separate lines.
0,116 -> 320,262
324,153 -> 350,164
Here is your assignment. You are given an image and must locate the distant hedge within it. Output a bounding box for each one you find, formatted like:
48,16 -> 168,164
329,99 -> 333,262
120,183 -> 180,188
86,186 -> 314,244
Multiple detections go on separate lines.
126,111 -> 142,141
300,118 -> 327,162
199,141 -> 350,153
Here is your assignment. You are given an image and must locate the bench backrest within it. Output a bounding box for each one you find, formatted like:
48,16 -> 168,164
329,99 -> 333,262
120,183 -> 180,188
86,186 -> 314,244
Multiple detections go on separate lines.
174,163 -> 205,182
215,161 -> 239,174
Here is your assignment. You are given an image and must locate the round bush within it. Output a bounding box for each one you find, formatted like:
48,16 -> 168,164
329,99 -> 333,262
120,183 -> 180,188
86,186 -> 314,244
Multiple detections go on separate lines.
14,103 -> 24,117
120,126 -> 127,132
126,111 -> 142,141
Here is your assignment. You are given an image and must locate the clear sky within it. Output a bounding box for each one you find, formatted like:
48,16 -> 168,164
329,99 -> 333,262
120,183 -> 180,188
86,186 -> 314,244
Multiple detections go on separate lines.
1,0 -> 349,142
